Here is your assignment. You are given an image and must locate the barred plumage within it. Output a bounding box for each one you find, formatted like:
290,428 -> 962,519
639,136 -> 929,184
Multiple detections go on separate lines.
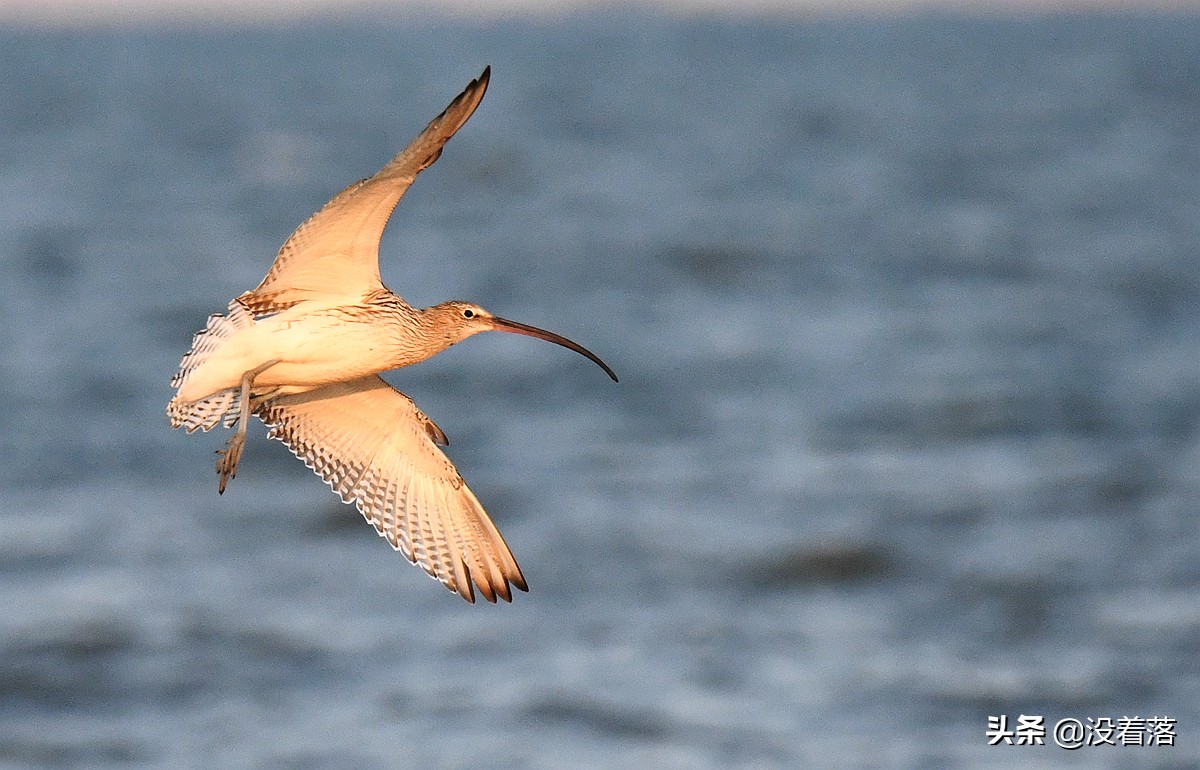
167,300 -> 254,432
166,67 -> 615,603
257,376 -> 524,602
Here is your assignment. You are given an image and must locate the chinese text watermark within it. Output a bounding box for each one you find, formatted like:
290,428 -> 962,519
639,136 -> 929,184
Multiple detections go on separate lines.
987,715 -> 1176,749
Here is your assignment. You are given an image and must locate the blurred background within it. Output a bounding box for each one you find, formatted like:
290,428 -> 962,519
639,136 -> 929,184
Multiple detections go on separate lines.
1,1 -> 1199,768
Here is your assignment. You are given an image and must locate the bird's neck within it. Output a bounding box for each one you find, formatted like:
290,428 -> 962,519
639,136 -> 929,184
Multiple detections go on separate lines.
380,305 -> 458,369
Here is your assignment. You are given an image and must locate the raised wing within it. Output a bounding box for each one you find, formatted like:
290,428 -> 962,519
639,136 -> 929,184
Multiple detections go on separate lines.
241,67 -> 491,315
256,374 -> 526,603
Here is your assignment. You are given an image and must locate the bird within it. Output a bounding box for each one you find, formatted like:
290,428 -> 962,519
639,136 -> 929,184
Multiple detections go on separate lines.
166,66 -> 617,604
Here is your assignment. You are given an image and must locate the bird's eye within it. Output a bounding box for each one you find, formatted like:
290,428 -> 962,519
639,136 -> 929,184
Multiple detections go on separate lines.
462,309 -> 475,319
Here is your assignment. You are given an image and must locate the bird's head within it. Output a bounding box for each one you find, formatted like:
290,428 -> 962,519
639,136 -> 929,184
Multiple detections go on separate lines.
424,300 -> 617,381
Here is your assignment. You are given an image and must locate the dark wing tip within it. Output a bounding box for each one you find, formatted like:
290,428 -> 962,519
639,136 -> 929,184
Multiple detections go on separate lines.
456,64 -> 490,113
453,66 -> 488,110
410,66 -> 493,174
466,66 -> 489,114
482,576 -> 526,604
457,571 -> 527,605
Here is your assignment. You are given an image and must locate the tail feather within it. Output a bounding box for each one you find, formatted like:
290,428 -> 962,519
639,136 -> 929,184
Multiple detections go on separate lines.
167,300 -> 254,432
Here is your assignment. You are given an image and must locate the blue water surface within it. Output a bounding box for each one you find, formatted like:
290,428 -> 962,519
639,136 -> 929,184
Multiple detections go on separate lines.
1,11 -> 1199,769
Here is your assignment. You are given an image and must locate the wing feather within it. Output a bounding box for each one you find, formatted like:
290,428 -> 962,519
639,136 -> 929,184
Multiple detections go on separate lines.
439,477 -> 494,602
257,374 -> 525,603
241,67 -> 491,314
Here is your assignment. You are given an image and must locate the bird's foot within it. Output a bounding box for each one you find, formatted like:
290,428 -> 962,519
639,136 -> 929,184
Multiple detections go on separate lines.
215,432 -> 246,494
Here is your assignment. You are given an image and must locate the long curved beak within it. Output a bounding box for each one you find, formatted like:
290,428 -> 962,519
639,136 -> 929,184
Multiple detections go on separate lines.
491,317 -> 618,382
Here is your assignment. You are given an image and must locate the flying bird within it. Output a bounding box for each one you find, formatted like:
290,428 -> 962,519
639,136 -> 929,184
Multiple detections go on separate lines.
167,67 -> 617,603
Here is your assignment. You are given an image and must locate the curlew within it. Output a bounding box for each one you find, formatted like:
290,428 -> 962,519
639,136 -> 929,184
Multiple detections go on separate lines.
167,67 -> 616,603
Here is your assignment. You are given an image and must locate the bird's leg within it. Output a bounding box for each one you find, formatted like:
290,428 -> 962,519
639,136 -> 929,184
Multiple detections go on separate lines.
216,359 -> 279,494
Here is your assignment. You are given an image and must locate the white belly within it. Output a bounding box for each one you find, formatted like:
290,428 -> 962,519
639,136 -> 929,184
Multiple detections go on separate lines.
175,305 -> 395,403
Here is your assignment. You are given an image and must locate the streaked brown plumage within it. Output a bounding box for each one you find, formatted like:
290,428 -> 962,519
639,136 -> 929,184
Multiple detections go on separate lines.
167,67 -> 617,603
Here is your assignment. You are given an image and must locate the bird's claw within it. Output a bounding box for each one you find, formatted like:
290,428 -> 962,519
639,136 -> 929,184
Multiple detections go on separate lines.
216,433 -> 246,494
